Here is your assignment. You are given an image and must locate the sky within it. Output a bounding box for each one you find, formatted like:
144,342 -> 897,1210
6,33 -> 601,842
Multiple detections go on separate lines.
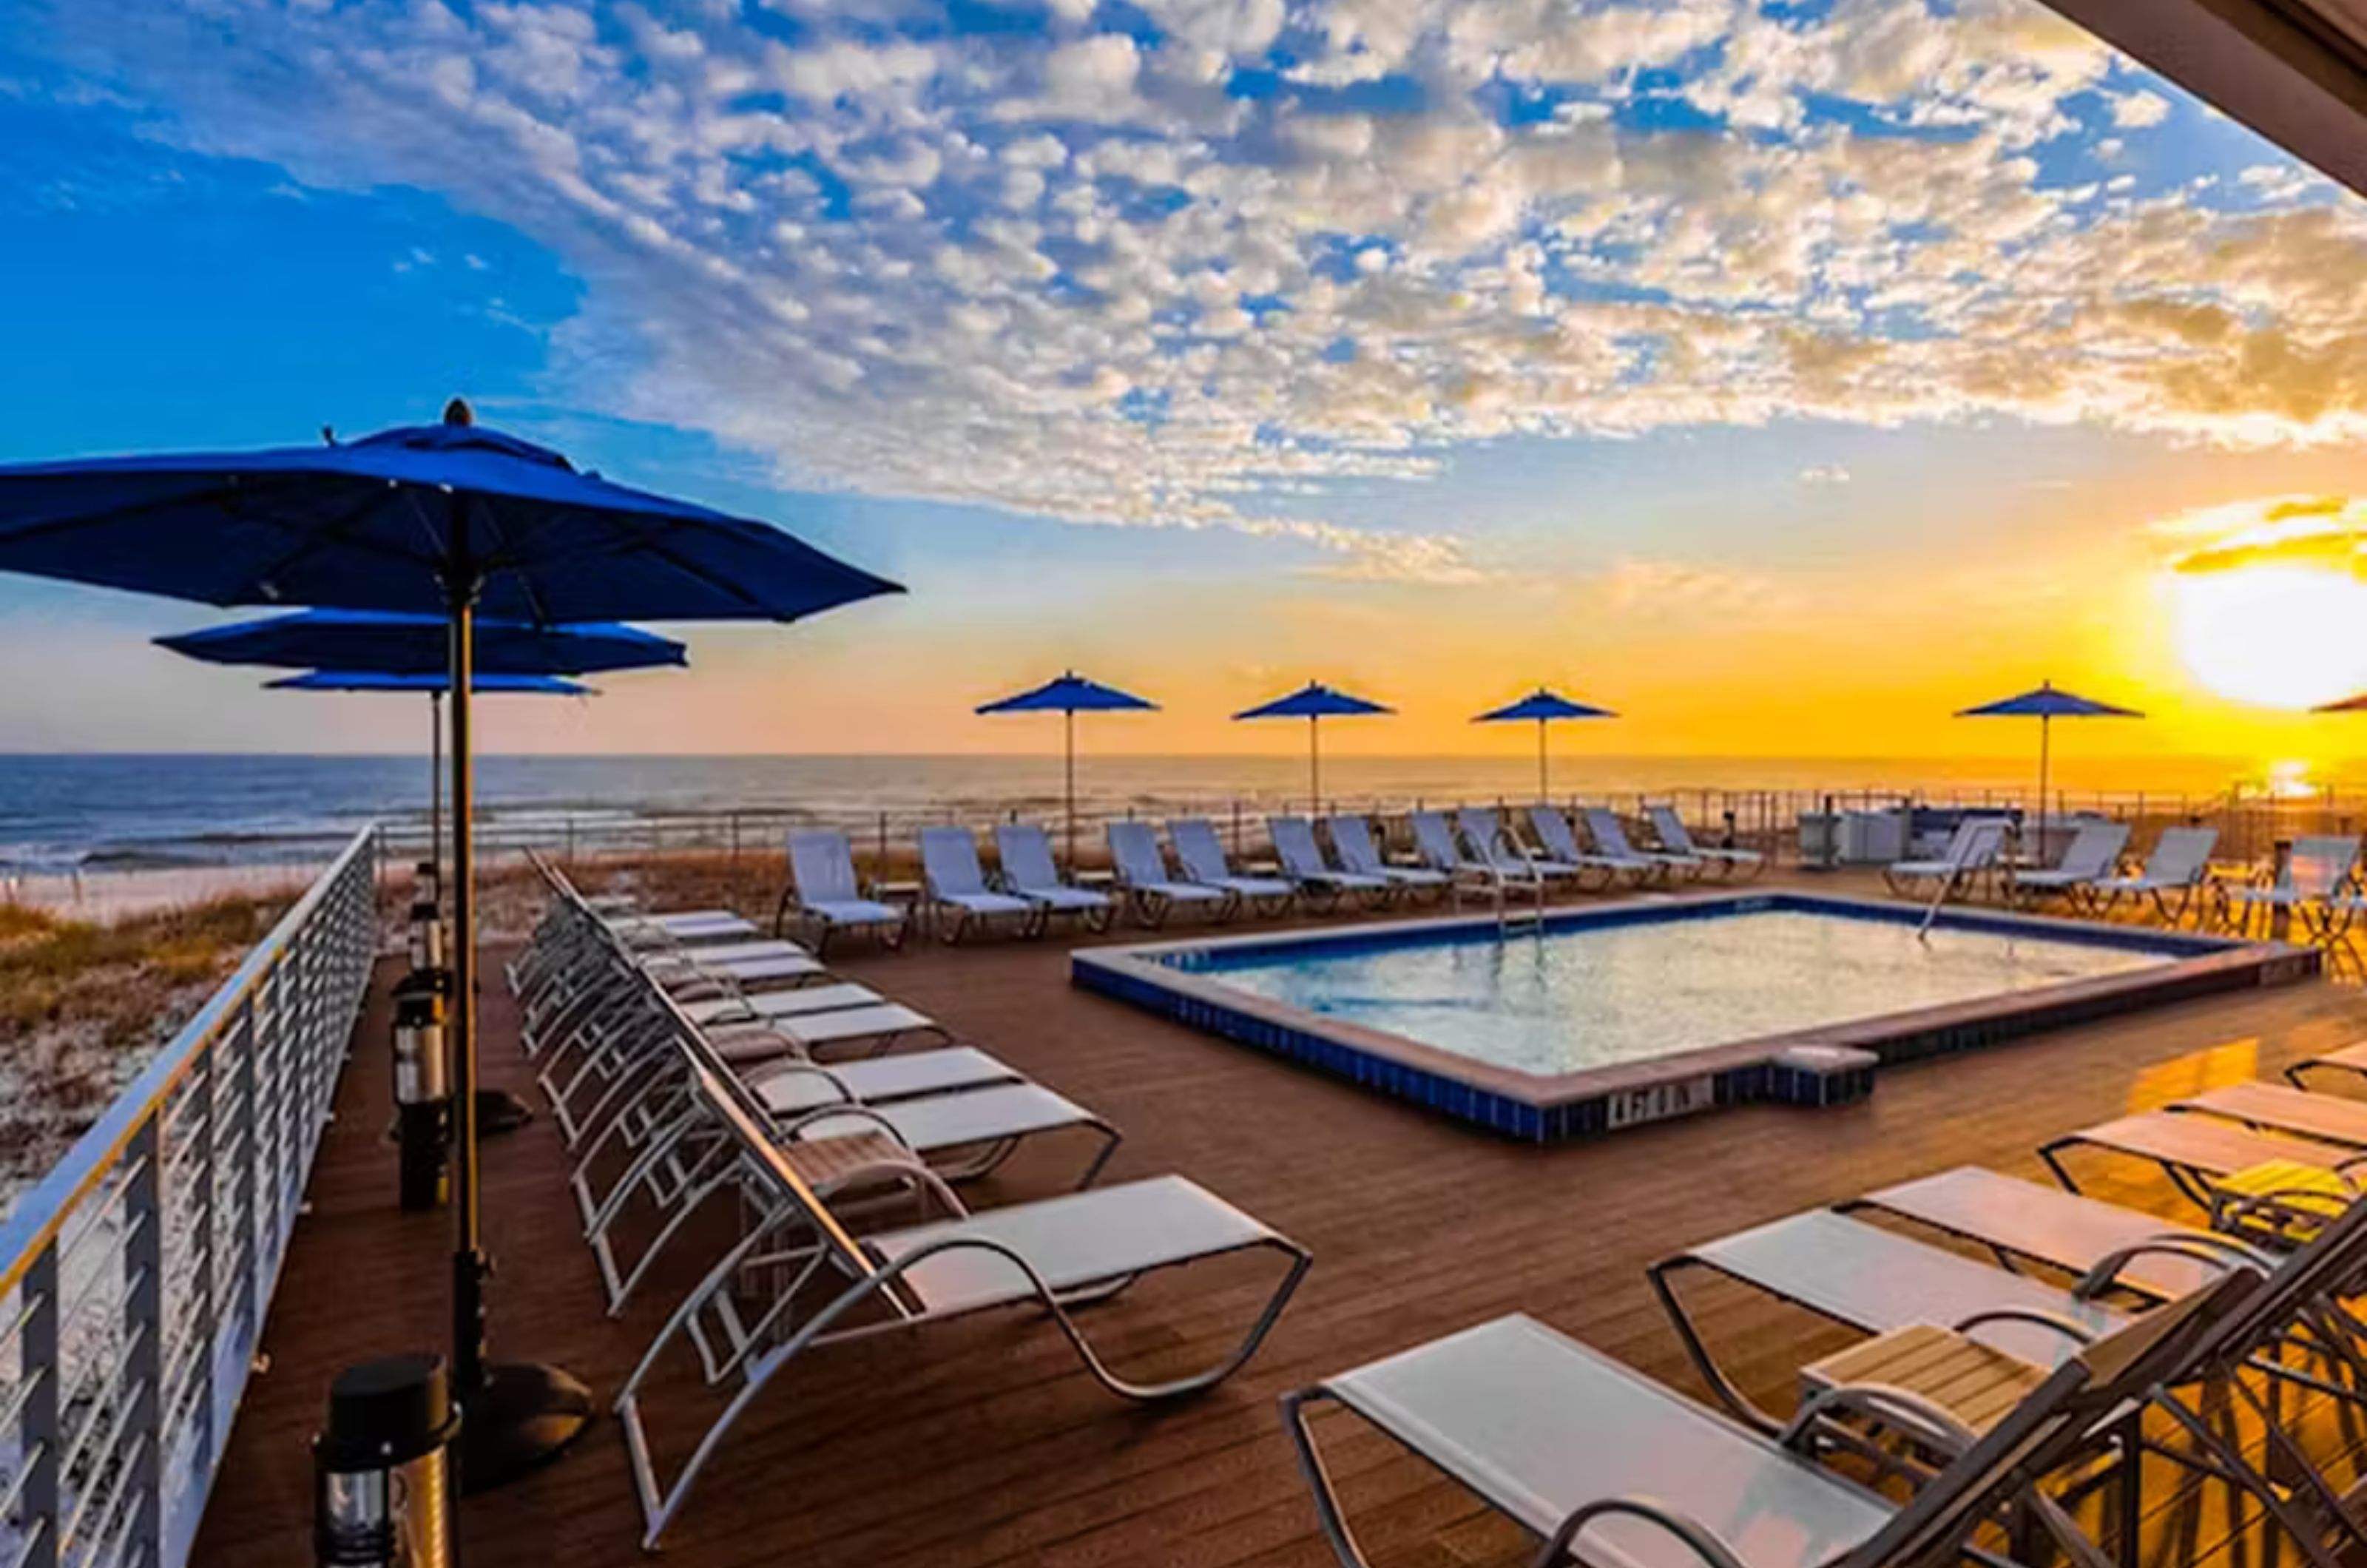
6,0 -> 2367,772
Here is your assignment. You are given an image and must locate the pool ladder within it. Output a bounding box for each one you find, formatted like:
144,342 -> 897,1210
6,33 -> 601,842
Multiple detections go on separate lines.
1492,866 -> 1547,936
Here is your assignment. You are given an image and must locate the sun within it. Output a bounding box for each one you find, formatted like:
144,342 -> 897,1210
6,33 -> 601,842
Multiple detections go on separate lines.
2167,562 -> 2367,709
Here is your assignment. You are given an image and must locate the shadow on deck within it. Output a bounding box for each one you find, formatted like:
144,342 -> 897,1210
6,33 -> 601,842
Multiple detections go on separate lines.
191,876 -> 2367,1567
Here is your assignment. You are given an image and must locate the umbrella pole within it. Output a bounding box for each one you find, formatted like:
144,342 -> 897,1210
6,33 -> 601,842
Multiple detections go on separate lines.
448,598 -> 484,1384
1064,707 -> 1076,873
445,578 -> 591,1493
2037,713 -> 2051,861
1537,719 -> 1547,802
430,692 -> 443,901
1309,716 -> 1320,814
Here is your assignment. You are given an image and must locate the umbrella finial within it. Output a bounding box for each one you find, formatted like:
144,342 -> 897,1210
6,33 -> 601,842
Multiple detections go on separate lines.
443,397 -> 476,428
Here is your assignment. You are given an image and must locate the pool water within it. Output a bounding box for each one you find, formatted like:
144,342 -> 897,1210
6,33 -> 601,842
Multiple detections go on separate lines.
1188,909 -> 2167,1076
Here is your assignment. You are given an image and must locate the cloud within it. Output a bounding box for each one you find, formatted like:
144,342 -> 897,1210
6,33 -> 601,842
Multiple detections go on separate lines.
1798,463 -> 1852,484
2155,496 -> 2367,576
2107,88 -> 2170,129
13,0 -> 2367,587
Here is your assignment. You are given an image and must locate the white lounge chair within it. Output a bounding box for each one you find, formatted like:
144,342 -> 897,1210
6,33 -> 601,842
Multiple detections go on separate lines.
1284,1280 -> 2248,1568
700,999 -> 951,1061
992,823 -> 1114,931
1108,820 -> 1232,926
776,830 -> 909,953
919,825 -> 1039,942
2232,833 -> 2362,943
1269,816 -> 1390,909
1460,808 -> 1578,887
1579,805 -> 1700,882
2090,825 -> 2218,925
679,981 -> 899,1027
1169,817 -> 1294,916
1647,804 -> 1765,879
1882,817 -> 2008,899
1510,806 -> 1622,888
1408,810 -> 1510,901
1324,814 -> 1447,899
2008,820 -> 2132,908
1513,805 -> 1629,891
604,908 -> 759,942
618,1060 -> 1309,1547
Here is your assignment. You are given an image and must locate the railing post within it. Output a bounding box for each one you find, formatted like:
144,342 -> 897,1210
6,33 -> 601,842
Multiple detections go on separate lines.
18,1240 -> 58,1568
123,1115 -> 164,1568
191,1035 -> 219,1479
233,996 -> 263,1328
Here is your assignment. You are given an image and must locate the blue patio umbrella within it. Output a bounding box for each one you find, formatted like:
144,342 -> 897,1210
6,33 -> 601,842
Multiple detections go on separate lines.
0,401 -> 901,1489
159,606 -> 683,675
162,609 -> 682,885
266,669 -> 595,695
976,672 -> 1158,868
1956,680 -> 2143,848
1232,681 -> 1394,811
1473,687 -> 1617,800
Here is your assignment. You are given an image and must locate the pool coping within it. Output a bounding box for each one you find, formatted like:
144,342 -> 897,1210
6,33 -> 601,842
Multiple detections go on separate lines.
1070,891 -> 2321,1142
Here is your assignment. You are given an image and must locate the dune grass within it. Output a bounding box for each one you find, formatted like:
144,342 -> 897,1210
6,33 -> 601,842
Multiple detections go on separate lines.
0,893 -> 291,1183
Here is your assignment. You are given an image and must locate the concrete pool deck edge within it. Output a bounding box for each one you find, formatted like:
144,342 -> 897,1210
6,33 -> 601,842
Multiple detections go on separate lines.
1070,891 -> 2320,1143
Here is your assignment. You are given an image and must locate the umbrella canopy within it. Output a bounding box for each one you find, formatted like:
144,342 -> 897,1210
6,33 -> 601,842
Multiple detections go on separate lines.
1955,684 -> 2142,720
161,608 -> 684,675
976,670 -> 1156,717
1955,680 -> 2142,850
0,419 -> 899,621
976,672 -> 1158,869
1234,681 -> 1394,721
1473,687 -> 1617,800
0,402 -> 901,1490
1233,681 -> 1394,810
175,612 -> 666,915
266,669 -> 592,695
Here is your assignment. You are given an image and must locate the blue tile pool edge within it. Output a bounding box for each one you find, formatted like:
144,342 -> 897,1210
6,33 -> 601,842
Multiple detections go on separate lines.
1070,897 -> 2320,1145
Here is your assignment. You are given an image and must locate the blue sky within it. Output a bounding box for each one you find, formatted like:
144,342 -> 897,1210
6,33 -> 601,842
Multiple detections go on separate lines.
6,0 -> 2367,758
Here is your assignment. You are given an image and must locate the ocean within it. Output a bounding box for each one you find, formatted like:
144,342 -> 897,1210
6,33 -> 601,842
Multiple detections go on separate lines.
0,752 -> 2312,873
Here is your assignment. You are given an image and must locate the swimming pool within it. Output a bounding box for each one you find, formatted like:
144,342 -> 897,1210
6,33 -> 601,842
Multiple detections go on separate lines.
1073,893 -> 2316,1141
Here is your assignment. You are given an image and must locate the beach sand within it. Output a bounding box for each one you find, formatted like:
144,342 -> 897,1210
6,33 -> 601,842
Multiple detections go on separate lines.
3,862 -> 329,925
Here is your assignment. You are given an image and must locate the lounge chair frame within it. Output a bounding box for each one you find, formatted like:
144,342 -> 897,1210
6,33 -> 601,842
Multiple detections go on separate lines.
993,822 -> 1116,933
1646,804 -> 1766,882
919,824 -> 1043,944
1284,1277 -> 2255,1568
1108,820 -> 1236,927
614,1050 -> 1308,1548
773,828 -> 913,953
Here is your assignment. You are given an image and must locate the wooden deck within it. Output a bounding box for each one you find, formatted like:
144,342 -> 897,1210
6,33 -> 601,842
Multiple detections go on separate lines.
189,878 -> 2367,1568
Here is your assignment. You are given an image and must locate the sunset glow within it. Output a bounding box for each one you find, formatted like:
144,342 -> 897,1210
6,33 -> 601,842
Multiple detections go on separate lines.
2,1 -> 2367,777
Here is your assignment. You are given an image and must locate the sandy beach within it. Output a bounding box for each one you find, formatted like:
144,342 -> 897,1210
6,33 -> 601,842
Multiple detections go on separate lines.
1,861 -> 331,925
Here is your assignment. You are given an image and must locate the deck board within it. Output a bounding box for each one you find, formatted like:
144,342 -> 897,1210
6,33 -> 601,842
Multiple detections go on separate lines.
190,876 -> 2367,1567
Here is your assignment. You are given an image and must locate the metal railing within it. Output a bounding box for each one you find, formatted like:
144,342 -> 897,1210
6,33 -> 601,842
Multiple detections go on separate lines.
0,825 -> 378,1568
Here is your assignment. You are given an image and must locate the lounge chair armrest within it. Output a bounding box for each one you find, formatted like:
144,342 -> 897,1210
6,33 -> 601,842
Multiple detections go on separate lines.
1948,1307 -> 2100,1347
738,1060 -> 854,1106
1779,1379 -> 1982,1460
1536,1498 -> 1749,1568
2215,1190 -> 2356,1241
773,1103 -> 916,1152
2073,1234 -> 2270,1296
